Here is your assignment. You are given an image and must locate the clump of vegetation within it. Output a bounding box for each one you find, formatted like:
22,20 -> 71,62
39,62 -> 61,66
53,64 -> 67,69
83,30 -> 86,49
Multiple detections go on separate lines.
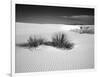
71,26 -> 94,34
17,36 -> 45,48
80,29 -> 94,34
51,32 -> 74,49
27,36 -> 44,48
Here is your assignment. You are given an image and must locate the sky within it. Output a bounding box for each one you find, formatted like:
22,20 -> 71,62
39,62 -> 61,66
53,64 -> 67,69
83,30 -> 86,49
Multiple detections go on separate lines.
16,4 -> 94,25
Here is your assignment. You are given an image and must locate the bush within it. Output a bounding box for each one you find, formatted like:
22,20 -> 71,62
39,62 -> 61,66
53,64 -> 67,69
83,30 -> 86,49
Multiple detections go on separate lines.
80,29 -> 94,34
17,36 -> 45,48
71,26 -> 94,34
28,36 -> 45,48
51,32 -> 74,49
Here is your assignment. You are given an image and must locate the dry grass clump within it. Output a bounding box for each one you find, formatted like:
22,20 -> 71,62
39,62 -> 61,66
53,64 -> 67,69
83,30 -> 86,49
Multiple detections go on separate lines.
16,36 -> 45,48
51,32 -> 74,49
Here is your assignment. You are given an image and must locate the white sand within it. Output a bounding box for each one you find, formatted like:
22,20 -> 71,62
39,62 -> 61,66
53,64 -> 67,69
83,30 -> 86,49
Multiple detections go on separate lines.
15,22 -> 94,73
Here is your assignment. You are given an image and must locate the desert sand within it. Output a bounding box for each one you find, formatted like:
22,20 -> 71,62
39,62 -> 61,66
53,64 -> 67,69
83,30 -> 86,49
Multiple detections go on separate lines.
15,22 -> 94,73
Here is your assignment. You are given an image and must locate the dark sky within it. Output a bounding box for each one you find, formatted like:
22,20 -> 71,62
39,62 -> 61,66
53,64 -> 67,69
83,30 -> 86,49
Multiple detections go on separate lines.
16,4 -> 94,25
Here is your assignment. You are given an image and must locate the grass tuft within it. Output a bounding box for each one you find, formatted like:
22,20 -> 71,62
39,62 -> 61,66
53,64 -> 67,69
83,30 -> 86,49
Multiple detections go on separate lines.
51,32 -> 74,49
17,36 -> 45,48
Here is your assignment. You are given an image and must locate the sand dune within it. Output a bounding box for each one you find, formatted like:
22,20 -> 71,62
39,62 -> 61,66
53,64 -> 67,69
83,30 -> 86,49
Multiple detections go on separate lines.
15,22 -> 94,73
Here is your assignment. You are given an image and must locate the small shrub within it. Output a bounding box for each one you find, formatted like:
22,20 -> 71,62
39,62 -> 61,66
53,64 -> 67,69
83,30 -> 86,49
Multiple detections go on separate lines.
27,36 -> 45,48
51,32 -> 74,49
80,29 -> 94,34
17,36 -> 45,48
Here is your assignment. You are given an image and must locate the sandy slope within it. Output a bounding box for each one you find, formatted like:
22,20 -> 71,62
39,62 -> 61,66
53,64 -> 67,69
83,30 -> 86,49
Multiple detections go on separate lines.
15,22 -> 94,73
